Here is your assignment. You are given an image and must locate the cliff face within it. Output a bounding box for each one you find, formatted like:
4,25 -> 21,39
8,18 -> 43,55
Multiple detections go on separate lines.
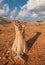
0,17 -> 45,65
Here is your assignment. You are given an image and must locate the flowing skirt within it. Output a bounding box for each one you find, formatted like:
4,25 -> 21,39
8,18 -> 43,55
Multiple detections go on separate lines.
11,31 -> 26,56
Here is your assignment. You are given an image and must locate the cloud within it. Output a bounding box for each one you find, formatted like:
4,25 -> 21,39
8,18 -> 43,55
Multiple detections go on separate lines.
16,9 -> 29,20
0,0 -> 4,6
31,12 -> 38,18
0,0 -> 45,21
16,0 -> 45,21
0,2 -> 17,19
9,7 -> 17,19
0,9 -> 5,15
0,4 -> 10,17
0,0 -> 4,3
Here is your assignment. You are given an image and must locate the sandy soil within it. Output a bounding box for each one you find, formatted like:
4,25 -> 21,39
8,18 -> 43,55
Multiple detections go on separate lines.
0,18 -> 45,65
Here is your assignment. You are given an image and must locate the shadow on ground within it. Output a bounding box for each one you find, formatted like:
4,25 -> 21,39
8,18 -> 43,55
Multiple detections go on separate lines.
26,32 -> 41,51
22,32 -> 41,64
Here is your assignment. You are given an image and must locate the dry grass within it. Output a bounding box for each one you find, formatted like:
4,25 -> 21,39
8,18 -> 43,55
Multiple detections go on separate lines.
0,18 -> 45,65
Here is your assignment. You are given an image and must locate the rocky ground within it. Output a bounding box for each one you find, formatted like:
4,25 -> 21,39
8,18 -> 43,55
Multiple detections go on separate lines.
0,18 -> 45,65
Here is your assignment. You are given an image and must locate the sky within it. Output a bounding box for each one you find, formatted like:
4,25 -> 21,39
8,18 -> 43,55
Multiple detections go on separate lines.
0,0 -> 45,22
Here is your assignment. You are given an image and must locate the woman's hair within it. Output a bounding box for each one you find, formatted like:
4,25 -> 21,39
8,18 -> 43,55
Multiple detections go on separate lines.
15,21 -> 25,33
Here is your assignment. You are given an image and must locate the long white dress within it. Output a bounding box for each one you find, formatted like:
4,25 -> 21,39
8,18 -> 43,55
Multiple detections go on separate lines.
11,25 -> 26,57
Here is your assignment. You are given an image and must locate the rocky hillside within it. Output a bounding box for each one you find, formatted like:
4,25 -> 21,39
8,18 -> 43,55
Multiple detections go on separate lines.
0,17 -> 45,65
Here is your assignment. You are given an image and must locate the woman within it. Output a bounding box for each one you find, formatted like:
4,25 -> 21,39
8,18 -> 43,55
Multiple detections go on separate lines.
11,22 -> 27,60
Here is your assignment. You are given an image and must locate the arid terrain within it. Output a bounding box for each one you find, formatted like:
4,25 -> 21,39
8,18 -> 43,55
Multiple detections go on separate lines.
0,17 -> 45,65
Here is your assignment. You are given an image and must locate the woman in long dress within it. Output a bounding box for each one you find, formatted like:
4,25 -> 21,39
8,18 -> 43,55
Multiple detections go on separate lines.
11,23 -> 27,59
